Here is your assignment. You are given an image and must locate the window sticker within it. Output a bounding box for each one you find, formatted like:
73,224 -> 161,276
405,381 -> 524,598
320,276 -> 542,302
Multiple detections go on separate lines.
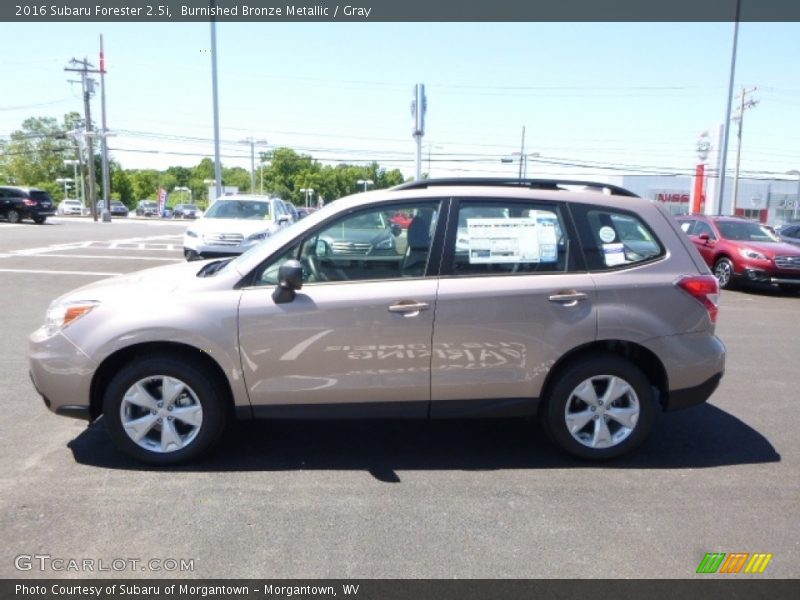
602,243 -> 626,267
598,225 -> 617,243
466,217 -> 557,264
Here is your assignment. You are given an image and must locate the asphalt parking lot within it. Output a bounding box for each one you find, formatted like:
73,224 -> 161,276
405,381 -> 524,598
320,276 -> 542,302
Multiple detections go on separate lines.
1,217 -> 798,579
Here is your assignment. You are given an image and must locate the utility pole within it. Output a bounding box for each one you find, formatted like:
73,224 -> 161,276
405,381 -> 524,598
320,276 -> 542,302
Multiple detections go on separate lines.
240,137 -> 267,193
518,126 -> 526,180
716,0 -> 742,215
731,86 -> 758,213
411,84 -> 426,180
99,35 -> 111,204
65,58 -> 100,221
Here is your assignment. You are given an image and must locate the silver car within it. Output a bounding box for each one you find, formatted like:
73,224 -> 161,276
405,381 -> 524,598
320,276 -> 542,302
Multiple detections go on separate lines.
29,179 -> 725,464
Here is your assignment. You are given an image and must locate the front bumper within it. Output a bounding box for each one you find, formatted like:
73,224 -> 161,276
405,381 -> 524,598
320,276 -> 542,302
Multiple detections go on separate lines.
29,327 -> 96,420
183,235 -> 262,257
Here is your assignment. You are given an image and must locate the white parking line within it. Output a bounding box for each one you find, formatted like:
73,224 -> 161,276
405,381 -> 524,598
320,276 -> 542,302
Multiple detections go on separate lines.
0,268 -> 121,276
10,234 -> 184,257
27,254 -> 181,261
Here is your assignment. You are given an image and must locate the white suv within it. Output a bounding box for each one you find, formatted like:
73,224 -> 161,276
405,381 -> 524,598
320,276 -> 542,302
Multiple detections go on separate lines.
183,195 -> 292,260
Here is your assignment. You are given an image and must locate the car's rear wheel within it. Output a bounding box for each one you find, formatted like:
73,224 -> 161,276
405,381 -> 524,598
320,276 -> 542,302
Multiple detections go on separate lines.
541,355 -> 657,460
102,355 -> 228,464
6,209 -> 21,224
713,257 -> 735,289
184,248 -> 200,261
33,216 -> 46,224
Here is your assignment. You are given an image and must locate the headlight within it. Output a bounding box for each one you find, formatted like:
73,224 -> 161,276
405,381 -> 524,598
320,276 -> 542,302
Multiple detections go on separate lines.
247,231 -> 270,241
374,237 -> 394,250
45,301 -> 100,336
185,230 -> 198,238
738,248 -> 768,261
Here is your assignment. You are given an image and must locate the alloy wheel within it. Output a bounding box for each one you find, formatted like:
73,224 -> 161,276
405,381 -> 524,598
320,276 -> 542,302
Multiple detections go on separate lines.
119,375 -> 204,453
563,375 -> 640,449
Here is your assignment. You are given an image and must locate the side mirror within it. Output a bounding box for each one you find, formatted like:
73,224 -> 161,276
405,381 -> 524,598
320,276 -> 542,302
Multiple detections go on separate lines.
277,215 -> 290,225
272,260 -> 304,304
698,233 -> 711,242
390,223 -> 402,237
315,239 -> 330,257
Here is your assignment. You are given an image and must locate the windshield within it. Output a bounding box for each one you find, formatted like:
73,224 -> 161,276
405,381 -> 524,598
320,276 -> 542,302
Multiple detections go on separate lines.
717,221 -> 779,242
224,200 -> 340,276
205,200 -> 271,220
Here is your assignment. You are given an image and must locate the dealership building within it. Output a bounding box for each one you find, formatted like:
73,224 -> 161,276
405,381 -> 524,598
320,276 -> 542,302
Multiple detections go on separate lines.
599,174 -> 800,225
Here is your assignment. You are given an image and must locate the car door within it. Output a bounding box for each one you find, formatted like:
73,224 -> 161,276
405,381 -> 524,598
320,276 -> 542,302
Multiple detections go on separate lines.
686,220 -> 718,266
237,199 -> 443,417
430,198 -> 597,416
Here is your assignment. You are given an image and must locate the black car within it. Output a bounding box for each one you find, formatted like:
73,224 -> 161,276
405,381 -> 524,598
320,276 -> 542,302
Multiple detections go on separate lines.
0,186 -> 56,224
173,203 -> 202,219
97,200 -> 129,217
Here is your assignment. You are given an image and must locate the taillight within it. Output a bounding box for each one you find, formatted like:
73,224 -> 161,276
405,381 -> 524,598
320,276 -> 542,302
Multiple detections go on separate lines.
676,274 -> 720,323
23,198 -> 37,206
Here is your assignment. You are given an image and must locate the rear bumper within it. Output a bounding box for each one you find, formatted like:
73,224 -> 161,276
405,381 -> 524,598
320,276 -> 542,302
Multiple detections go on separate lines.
664,371 -> 723,412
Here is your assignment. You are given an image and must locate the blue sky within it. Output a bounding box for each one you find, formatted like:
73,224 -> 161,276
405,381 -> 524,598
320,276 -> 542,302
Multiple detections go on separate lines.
2,21 -> 799,181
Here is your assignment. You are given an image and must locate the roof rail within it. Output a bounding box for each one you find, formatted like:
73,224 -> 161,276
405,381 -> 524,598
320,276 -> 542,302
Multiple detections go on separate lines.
391,177 -> 640,198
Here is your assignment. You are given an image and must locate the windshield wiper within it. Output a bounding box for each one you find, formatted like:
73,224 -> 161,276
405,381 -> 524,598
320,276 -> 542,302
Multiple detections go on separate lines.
196,258 -> 233,277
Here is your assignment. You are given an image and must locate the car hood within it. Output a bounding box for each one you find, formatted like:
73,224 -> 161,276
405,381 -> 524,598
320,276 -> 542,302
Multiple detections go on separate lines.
51,260 -> 228,305
187,217 -> 276,236
739,241 -> 800,256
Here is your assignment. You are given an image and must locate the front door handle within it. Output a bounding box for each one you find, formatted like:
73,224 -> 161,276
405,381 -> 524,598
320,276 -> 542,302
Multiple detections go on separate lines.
548,291 -> 588,307
388,301 -> 430,316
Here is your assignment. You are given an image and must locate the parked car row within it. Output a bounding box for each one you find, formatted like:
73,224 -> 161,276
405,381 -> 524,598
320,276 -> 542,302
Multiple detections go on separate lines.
31,179 -> 725,465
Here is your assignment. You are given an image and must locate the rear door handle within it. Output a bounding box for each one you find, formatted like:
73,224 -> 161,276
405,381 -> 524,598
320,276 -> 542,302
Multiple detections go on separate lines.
388,301 -> 430,316
548,291 -> 588,306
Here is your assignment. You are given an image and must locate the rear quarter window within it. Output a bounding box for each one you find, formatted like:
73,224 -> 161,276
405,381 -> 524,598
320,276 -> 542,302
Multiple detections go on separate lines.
572,204 -> 665,270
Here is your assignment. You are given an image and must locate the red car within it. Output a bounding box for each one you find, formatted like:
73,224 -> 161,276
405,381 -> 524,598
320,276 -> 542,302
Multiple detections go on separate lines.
677,215 -> 800,291
389,211 -> 413,229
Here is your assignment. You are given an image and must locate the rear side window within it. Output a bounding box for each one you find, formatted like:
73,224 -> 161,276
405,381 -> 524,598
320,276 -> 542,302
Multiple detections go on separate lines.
30,191 -> 53,203
447,200 -> 573,276
572,204 -> 664,270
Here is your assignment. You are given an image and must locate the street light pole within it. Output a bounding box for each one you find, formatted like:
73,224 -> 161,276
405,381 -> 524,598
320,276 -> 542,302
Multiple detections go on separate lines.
357,179 -> 373,193
300,187 -> 314,208
56,178 -> 73,199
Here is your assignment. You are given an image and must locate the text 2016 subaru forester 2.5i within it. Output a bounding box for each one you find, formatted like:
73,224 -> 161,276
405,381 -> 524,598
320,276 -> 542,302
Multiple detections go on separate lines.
29,179 -> 725,464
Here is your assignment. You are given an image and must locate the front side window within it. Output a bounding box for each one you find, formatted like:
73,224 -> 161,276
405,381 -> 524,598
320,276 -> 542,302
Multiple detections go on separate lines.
693,221 -> 716,239
253,201 -> 440,286
449,201 -> 569,276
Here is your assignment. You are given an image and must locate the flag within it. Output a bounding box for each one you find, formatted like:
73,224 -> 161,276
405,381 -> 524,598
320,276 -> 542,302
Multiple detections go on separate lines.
158,187 -> 168,215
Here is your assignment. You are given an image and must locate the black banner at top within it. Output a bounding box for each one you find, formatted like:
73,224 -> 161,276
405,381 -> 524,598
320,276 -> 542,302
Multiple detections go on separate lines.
3,0 -> 800,22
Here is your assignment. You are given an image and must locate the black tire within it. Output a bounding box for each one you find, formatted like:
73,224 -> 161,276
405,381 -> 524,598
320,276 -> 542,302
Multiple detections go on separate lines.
102,355 -> 229,465
540,355 -> 657,460
713,257 -> 735,290
6,209 -> 21,224
184,248 -> 200,261
33,216 -> 46,224
778,284 -> 798,295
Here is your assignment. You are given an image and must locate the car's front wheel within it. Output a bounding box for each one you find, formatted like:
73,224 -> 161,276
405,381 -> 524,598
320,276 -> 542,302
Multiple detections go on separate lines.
102,355 -> 229,464
713,257 -> 735,289
541,355 -> 657,460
